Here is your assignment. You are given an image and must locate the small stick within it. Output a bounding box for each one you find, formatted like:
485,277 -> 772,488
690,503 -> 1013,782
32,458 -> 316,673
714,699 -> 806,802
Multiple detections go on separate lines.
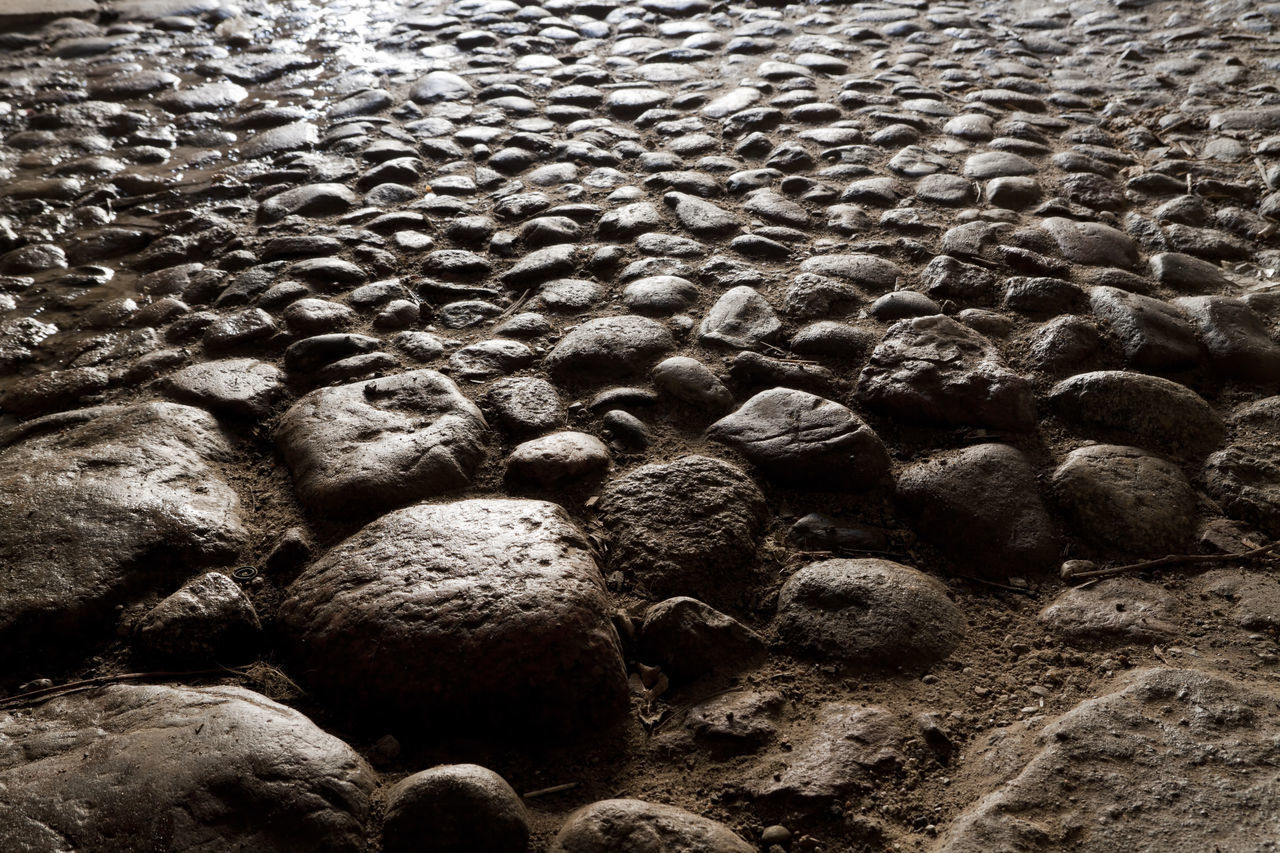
0,669 -> 233,709
1062,541 -> 1280,582
957,575 -> 1035,595
523,782 -> 579,799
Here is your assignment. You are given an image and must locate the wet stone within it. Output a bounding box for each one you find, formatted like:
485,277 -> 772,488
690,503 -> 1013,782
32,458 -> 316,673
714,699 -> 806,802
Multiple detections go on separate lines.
275,370 -> 488,517
279,499 -> 627,729
0,683 -> 373,852
707,388 -> 891,490
136,571 -> 261,663
857,314 -> 1035,432
0,403 -> 248,654
506,431 -> 611,485
165,357 -> 286,418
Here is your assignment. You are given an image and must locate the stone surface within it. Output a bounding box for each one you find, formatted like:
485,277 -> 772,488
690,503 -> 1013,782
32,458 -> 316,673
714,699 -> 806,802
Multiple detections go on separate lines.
546,316 -> 675,383
707,388 -> 890,490
897,444 -> 1059,577
856,315 -> 1035,431
0,683 -> 373,851
755,703 -> 904,802
1040,578 -> 1180,644
552,800 -> 753,853
383,765 -> 528,853
598,455 -> 768,604
941,669 -> 1280,852
0,404 -> 247,653
1048,371 -> 1224,458
1052,445 -> 1198,556
279,499 -> 627,729
775,559 -> 964,668
165,357 -> 286,417
136,571 -> 260,662
638,596 -> 767,682
276,370 -> 488,517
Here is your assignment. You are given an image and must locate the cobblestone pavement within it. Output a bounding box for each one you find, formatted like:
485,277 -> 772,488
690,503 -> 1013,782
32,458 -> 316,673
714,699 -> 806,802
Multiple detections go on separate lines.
3,0 -> 1280,850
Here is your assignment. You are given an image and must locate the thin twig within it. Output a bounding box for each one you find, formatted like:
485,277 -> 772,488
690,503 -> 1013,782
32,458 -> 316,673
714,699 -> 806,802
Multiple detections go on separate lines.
957,575 -> 1035,595
0,669 -> 235,709
1062,541 -> 1280,582
523,782 -> 579,799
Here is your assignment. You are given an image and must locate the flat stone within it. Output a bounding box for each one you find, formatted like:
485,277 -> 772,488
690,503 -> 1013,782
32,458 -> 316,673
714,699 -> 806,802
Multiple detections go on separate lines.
260,183 -> 359,221
940,669 -> 1280,852
165,357 -> 286,417
897,444 -> 1059,577
598,455 -> 768,604
707,388 -> 890,489
755,703 -> 904,802
279,499 -> 627,729
552,800 -> 752,853
0,404 -> 247,654
0,683 -> 373,851
275,370 -> 488,517
856,314 -> 1035,431
1039,578 -> 1180,644
775,558 -> 964,668
1052,444 -> 1197,556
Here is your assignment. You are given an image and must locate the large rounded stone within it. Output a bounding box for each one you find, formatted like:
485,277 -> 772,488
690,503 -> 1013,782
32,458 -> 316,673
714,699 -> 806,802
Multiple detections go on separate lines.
279,499 -> 627,730
0,404 -> 248,656
0,683 -> 374,851
897,444 -> 1059,577
552,800 -> 753,853
598,455 -> 768,604
1052,445 -> 1197,556
856,315 -> 1035,432
1048,371 -> 1224,458
383,764 -> 527,853
545,316 -> 675,384
776,559 -> 964,668
275,370 -> 488,518
706,388 -> 891,490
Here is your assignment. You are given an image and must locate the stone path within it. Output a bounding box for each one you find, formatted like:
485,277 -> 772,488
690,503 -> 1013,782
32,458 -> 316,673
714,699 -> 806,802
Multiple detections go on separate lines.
3,0 -> 1280,849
